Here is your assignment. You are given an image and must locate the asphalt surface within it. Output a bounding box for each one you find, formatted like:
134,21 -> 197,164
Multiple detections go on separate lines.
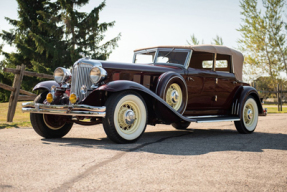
0,114 -> 287,191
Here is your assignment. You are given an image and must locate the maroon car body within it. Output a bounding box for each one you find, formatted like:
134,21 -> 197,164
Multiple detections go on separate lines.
22,45 -> 265,143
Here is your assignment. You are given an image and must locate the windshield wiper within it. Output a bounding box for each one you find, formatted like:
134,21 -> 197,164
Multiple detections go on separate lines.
163,48 -> 175,58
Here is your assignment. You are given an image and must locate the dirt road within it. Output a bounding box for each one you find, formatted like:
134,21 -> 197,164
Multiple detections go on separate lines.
0,114 -> 287,191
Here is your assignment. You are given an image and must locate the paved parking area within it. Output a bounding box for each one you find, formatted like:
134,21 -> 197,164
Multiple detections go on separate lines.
0,114 -> 287,191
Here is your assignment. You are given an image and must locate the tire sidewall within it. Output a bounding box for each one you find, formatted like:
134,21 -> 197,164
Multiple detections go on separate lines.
113,94 -> 147,141
242,97 -> 258,132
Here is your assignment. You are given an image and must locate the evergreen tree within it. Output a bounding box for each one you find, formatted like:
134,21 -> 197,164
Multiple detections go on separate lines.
0,0 -> 120,102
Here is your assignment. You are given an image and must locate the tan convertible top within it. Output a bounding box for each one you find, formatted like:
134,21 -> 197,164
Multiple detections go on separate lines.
134,45 -> 244,81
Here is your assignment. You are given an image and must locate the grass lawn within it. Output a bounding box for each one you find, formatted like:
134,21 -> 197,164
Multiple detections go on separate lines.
0,102 -> 32,129
0,102 -> 286,129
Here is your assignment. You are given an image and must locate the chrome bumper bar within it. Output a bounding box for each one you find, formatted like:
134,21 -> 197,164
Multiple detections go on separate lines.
22,102 -> 106,117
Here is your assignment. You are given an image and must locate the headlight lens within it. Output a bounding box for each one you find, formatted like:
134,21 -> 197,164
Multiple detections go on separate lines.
90,67 -> 107,84
54,67 -> 71,84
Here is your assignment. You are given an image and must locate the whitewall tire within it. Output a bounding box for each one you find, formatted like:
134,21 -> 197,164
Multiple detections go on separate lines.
234,96 -> 258,134
103,91 -> 147,143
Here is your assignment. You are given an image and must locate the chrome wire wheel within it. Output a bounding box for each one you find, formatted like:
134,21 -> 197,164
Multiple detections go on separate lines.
237,97 -> 258,132
112,94 -> 147,141
165,83 -> 183,111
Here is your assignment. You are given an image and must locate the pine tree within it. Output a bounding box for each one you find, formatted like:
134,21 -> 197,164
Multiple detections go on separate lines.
57,0 -> 121,61
0,0 -> 121,102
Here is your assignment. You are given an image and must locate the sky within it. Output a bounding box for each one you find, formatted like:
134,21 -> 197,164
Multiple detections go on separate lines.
0,0 -> 244,63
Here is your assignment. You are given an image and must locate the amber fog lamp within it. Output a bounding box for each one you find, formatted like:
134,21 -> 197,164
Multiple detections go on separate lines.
46,92 -> 54,103
69,93 -> 78,104
90,67 -> 107,85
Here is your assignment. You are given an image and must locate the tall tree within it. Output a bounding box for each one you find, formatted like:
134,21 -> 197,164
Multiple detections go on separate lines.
57,0 -> 121,61
0,0 -> 120,102
237,0 -> 287,88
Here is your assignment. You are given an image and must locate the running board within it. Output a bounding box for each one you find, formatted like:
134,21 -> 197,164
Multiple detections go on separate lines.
186,116 -> 240,123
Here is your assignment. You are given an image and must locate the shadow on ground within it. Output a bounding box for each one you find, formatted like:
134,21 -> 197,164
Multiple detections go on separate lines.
42,128 -> 287,156
0,124 -> 19,129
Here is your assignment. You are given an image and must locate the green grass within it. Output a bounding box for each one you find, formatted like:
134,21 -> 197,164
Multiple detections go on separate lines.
263,105 -> 287,113
0,102 -> 32,129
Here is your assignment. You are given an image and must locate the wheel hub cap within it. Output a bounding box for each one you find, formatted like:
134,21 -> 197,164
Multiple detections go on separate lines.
124,109 -> 135,125
247,109 -> 253,120
171,90 -> 179,104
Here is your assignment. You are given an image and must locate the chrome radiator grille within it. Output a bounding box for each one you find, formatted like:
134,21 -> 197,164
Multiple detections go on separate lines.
71,63 -> 93,102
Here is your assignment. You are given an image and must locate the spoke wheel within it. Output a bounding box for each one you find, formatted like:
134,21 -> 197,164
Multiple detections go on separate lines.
103,91 -> 147,143
234,96 -> 258,134
116,101 -> 141,135
43,114 -> 66,130
165,83 -> 183,111
30,92 -> 73,138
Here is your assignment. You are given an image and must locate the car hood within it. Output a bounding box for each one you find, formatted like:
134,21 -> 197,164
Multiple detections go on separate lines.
100,61 -> 184,73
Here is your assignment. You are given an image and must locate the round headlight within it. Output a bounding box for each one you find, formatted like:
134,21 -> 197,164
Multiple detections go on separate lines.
54,67 -> 71,84
90,67 -> 107,84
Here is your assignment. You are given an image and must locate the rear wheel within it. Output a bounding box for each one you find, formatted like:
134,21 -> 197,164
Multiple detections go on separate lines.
103,91 -> 147,144
30,92 -> 73,138
234,96 -> 258,134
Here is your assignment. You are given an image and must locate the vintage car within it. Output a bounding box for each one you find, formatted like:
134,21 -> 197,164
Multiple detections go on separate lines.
22,45 -> 266,143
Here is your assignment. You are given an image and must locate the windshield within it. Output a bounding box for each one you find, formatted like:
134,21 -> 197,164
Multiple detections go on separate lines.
156,49 -> 189,65
134,51 -> 156,64
134,48 -> 190,66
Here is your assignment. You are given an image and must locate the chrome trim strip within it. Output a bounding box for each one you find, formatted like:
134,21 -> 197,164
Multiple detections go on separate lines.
22,102 -> 106,117
187,115 -> 221,119
237,103 -> 240,115
196,118 -> 240,123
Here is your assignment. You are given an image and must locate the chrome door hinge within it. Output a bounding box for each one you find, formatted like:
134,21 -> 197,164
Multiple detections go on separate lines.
215,95 -> 217,102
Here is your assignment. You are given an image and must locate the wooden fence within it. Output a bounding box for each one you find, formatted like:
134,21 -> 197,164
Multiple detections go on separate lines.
258,84 -> 287,111
0,64 -> 53,122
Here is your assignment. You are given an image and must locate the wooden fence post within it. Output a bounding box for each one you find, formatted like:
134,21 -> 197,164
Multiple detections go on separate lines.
7,64 -> 26,122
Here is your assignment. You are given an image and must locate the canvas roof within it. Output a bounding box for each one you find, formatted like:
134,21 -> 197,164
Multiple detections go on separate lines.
134,45 -> 244,81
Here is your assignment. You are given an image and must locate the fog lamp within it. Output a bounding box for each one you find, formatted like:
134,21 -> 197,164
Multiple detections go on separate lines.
69,93 -> 78,104
46,92 -> 54,103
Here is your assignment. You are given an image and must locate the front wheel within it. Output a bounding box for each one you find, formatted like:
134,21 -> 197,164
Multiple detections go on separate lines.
30,92 -> 73,138
103,91 -> 147,144
234,96 -> 258,134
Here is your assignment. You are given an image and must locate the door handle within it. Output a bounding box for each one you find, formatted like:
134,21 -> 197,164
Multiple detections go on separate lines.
188,77 -> 194,81
233,81 -> 237,84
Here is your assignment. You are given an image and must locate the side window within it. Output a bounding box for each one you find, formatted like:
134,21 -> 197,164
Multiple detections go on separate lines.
189,51 -> 214,70
215,54 -> 231,72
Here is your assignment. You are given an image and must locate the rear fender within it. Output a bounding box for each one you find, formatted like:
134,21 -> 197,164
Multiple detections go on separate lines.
84,80 -> 195,124
231,86 -> 263,118
33,81 -> 59,92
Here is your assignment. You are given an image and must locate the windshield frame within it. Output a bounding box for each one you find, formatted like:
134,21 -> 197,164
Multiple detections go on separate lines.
133,48 -> 192,69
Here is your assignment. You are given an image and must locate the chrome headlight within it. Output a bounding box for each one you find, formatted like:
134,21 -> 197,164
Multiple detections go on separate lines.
53,67 -> 71,84
89,67 -> 107,84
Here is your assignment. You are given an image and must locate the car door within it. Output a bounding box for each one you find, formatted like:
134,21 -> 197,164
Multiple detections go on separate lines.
212,54 -> 238,109
185,51 -> 216,112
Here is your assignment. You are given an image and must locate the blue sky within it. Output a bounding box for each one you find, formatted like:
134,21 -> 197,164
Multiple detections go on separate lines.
0,0 -> 244,63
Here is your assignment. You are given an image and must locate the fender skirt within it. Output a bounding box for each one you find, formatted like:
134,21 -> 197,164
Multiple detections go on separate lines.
230,86 -> 264,118
84,80 -> 195,124
33,81 -> 59,92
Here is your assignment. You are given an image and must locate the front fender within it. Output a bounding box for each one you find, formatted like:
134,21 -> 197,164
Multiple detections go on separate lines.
231,86 -> 264,118
33,80 -> 59,92
85,80 -> 195,123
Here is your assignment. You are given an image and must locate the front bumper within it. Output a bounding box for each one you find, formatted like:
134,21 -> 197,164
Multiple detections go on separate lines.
22,102 -> 106,117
